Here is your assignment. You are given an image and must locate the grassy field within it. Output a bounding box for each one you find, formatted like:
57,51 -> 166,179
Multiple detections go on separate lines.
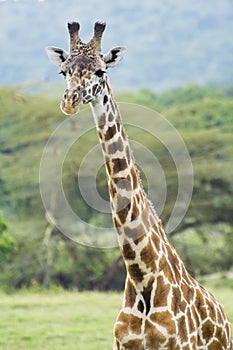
0,284 -> 232,350
0,291 -> 121,350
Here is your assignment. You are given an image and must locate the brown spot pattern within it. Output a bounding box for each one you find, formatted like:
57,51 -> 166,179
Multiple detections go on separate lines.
171,286 -> 187,316
125,145 -> 131,160
124,339 -> 144,350
98,113 -> 106,128
150,310 -> 176,335
137,300 -> 144,313
178,315 -> 188,342
106,160 -> 111,175
113,177 -> 131,191
103,94 -> 108,104
187,307 -> 196,333
131,167 -> 138,189
117,312 -> 142,336
166,338 -> 180,349
159,255 -> 175,281
112,158 -> 128,173
127,264 -> 144,283
208,340 -> 222,350
109,183 -> 117,199
141,206 -> 151,230
131,198 -> 140,221
108,141 -> 119,154
182,284 -> 194,301
202,319 -> 215,343
154,275 -> 170,308
124,224 -> 145,241
151,230 -> 161,251
122,241 -> 136,260
116,195 -> 130,224
108,111 -> 114,122
140,241 -> 157,270
145,319 -> 166,348
125,279 -> 137,308
105,124 -> 116,141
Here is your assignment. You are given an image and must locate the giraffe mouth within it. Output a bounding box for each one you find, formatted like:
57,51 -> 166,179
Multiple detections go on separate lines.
60,99 -> 82,115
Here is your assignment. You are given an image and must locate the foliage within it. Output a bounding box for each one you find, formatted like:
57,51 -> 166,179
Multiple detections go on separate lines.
0,213 -> 16,262
0,221 -> 123,291
171,224 -> 233,276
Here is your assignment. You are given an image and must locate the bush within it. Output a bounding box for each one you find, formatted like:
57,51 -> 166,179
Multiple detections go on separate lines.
171,224 -> 233,276
0,213 -> 16,262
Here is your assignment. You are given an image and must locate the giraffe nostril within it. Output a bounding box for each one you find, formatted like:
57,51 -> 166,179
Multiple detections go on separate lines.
73,92 -> 80,103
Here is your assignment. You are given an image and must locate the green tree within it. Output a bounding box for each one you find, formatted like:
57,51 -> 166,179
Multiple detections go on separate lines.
0,213 -> 16,262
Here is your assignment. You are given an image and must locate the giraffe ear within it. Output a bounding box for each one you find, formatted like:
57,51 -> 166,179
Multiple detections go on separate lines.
45,46 -> 69,67
103,46 -> 127,68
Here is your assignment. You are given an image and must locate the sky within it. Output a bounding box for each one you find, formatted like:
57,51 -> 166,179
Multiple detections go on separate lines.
1,0 -> 232,90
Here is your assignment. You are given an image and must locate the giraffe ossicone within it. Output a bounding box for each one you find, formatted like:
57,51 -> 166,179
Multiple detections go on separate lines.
46,21 -> 233,350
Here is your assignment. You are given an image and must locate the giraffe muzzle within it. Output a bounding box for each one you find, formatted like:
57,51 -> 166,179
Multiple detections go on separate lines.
60,90 -> 82,115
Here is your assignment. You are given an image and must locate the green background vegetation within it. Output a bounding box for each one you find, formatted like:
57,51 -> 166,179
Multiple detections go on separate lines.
0,84 -> 233,292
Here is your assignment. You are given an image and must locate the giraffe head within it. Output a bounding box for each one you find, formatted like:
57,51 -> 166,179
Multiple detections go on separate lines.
46,22 -> 126,115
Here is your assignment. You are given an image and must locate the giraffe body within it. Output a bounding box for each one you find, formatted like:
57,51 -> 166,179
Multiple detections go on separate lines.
46,21 -> 233,350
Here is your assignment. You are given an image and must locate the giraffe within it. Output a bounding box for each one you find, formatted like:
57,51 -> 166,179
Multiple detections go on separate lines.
46,21 -> 233,350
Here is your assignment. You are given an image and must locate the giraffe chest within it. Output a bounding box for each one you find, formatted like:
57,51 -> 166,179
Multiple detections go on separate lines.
113,309 -> 177,350
113,286 -> 233,350
114,314 -> 232,350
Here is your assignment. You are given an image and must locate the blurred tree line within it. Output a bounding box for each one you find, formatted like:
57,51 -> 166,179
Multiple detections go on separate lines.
0,84 -> 233,291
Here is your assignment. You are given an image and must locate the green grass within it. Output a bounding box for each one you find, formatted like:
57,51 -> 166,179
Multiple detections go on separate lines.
0,291 -> 122,350
0,286 -> 232,350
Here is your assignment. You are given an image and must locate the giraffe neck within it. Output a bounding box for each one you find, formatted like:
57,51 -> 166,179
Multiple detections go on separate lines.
91,80 -> 149,230
90,80 -> 168,288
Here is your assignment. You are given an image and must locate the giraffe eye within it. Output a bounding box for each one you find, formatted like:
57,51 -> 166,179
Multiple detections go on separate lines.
95,69 -> 105,77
